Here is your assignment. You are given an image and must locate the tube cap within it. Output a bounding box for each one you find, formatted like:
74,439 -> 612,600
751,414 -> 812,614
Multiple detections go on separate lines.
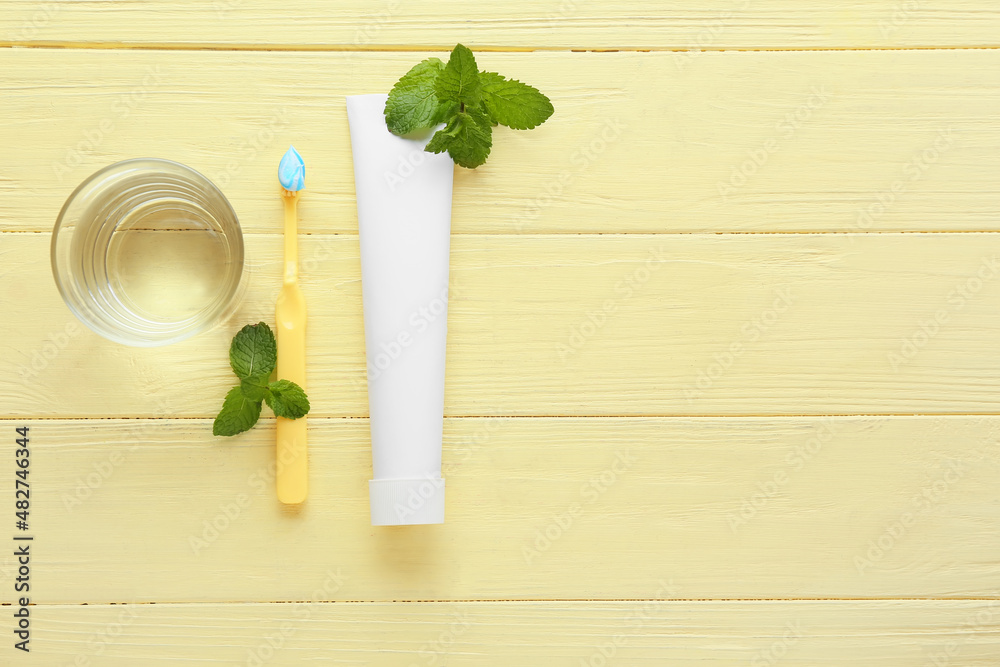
369,477 -> 445,525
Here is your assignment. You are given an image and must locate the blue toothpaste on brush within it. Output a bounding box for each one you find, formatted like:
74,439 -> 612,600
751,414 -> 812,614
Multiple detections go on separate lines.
278,146 -> 305,192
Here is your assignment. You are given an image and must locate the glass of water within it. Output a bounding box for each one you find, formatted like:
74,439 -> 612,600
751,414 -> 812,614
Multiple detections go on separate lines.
51,158 -> 244,346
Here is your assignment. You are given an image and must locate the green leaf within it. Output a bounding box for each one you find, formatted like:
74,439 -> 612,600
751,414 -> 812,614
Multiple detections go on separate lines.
435,44 -> 481,107
213,386 -> 263,437
384,57 -> 456,135
265,379 -> 311,420
240,379 -> 269,402
479,71 -> 554,130
229,322 -> 276,384
425,109 -> 493,169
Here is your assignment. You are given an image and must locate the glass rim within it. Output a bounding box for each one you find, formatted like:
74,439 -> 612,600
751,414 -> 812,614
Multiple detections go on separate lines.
51,157 -> 244,347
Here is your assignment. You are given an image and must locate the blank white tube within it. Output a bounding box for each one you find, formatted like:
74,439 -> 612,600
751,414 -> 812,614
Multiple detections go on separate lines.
346,94 -> 452,525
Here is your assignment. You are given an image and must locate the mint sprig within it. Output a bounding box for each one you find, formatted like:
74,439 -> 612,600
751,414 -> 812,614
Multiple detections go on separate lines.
424,109 -> 493,170
229,320 -> 276,384
478,71 -> 553,130
264,379 -> 311,420
385,44 -> 554,169
213,322 -> 310,437
435,44 -> 481,107
384,57 -> 454,135
214,387 -> 263,437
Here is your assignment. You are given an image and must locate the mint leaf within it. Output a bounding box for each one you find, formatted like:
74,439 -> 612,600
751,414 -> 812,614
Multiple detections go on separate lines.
384,57 -> 456,135
265,379 -> 310,420
240,379 -> 269,402
213,386 -> 263,437
435,44 -> 481,107
425,109 -> 492,169
479,72 -> 554,130
229,322 -> 276,384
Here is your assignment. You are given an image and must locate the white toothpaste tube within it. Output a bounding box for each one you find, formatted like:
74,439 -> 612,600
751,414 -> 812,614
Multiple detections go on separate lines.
346,94 -> 452,525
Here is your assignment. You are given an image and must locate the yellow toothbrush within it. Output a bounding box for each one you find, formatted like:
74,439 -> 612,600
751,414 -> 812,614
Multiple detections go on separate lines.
275,146 -> 308,504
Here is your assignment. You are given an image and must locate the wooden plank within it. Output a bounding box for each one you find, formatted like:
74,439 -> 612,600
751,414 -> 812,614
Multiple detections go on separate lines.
2,416 -> 998,603
15,600 -> 1000,665
3,1 -> 1000,49
4,232 -> 1000,418
0,48 -> 997,235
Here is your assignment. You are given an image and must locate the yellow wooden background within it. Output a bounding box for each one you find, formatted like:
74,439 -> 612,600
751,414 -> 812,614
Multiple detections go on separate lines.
2,2 -> 1000,664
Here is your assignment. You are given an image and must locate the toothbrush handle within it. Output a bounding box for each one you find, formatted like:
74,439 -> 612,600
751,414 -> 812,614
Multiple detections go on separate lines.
276,413 -> 308,504
276,287 -> 308,505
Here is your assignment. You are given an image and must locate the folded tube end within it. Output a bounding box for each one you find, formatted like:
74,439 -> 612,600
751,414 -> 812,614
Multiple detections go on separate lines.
369,477 -> 445,525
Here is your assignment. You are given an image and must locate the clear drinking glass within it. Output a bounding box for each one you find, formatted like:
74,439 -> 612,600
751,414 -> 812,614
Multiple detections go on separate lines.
51,158 -> 244,346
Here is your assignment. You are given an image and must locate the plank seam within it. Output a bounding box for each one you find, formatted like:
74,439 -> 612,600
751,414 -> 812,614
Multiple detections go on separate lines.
3,43 -> 1000,53
5,597 -> 1000,608
7,230 -> 1000,237
4,414 -> 1000,421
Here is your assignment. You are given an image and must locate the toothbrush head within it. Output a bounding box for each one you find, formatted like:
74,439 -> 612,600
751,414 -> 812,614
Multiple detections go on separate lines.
278,146 -> 305,193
